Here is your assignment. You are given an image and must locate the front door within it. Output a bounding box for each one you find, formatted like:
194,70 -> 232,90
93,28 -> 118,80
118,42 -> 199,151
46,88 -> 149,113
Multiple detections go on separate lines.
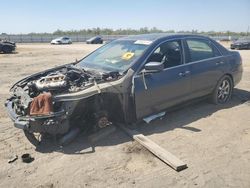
133,40 -> 191,119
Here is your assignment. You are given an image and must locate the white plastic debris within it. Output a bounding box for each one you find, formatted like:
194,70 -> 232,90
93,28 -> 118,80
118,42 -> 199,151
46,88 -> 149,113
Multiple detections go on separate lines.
143,111 -> 166,124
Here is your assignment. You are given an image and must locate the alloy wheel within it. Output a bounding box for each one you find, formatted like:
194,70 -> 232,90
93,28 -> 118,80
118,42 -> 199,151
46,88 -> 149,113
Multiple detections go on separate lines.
217,79 -> 231,103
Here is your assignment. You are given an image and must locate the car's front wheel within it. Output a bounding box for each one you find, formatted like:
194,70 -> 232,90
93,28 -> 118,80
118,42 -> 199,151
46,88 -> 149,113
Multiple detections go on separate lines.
23,130 -> 41,146
211,75 -> 233,104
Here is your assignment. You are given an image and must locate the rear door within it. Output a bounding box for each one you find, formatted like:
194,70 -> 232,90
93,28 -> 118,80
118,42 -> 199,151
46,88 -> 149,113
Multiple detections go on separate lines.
133,40 -> 191,119
184,38 -> 225,98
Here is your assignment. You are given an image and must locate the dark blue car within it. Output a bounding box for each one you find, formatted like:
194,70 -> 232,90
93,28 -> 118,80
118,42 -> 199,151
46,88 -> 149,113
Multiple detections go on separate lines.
231,38 -> 250,50
86,36 -> 103,44
5,34 -> 243,145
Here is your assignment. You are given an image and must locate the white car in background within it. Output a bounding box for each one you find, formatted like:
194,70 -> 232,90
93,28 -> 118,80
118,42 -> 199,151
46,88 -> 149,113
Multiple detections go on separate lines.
50,37 -> 72,45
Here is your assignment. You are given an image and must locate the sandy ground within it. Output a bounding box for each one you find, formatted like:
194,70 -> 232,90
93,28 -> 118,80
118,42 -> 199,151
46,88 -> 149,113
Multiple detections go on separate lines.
0,43 -> 250,188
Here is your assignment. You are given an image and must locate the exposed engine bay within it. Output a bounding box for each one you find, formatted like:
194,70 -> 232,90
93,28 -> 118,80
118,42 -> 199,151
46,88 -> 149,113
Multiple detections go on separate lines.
4,64 -> 127,146
10,65 -> 121,117
28,65 -> 120,95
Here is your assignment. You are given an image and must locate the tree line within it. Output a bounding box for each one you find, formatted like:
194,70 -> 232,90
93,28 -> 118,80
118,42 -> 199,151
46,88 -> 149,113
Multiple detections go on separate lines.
2,27 -> 249,37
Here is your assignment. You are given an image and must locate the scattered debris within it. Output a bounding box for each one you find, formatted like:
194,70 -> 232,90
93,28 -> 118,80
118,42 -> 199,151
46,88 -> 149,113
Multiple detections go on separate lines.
8,155 -> 18,163
143,112 -> 166,123
118,124 -> 187,171
21,153 -> 34,163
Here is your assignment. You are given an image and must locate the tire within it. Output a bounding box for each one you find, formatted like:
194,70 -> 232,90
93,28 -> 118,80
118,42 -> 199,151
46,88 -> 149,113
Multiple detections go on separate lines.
23,130 -> 41,146
2,46 -> 12,53
211,75 -> 233,104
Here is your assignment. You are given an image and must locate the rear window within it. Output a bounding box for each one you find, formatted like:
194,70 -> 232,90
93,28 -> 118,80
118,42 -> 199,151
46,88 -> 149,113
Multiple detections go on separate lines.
186,39 -> 215,62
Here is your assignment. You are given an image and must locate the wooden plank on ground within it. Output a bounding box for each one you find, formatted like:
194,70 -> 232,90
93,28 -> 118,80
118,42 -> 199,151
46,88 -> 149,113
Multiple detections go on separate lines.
118,124 -> 187,171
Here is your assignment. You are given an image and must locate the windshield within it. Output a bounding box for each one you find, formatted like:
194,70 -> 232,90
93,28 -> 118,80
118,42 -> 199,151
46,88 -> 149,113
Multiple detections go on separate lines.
78,40 -> 150,72
88,36 -> 99,40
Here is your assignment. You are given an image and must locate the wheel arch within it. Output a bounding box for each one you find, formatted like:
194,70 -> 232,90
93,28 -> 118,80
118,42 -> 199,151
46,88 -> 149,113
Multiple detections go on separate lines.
223,73 -> 234,87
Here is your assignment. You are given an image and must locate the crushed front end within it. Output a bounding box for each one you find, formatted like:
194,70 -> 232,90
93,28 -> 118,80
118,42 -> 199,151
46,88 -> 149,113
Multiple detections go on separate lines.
5,64 -> 125,145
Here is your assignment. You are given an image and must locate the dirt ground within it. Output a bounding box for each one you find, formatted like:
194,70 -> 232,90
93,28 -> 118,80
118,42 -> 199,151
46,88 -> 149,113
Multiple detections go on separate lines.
0,42 -> 250,188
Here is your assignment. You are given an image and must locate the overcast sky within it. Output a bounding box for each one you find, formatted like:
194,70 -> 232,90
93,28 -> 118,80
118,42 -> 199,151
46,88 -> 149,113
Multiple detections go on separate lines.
1,0 -> 250,34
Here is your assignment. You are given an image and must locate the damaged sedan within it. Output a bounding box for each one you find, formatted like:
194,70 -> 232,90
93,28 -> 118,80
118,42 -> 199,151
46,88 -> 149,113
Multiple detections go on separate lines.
5,34 -> 243,146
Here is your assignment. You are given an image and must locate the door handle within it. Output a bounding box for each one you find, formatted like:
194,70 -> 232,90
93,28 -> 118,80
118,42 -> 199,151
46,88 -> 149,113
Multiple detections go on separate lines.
216,61 -> 224,65
179,72 -> 185,77
178,71 -> 191,77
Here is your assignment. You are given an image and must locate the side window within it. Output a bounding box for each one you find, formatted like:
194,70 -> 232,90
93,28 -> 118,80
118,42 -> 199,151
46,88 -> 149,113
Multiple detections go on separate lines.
211,43 -> 222,57
147,40 -> 182,68
186,39 -> 215,62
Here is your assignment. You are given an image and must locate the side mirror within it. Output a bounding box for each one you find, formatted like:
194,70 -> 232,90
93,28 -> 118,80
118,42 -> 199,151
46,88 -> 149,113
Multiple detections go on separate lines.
144,62 -> 164,73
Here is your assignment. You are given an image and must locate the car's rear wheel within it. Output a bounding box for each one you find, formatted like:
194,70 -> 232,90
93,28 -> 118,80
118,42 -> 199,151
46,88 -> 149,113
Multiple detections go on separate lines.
211,75 -> 233,104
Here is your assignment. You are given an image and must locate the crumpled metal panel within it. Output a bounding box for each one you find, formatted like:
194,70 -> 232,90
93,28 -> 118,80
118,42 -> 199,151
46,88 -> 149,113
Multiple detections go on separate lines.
29,92 -> 53,115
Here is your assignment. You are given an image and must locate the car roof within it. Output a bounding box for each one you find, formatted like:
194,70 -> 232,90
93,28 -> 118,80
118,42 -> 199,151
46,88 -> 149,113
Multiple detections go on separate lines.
119,33 -> 209,42
237,38 -> 250,42
90,36 -> 101,39
56,36 -> 69,39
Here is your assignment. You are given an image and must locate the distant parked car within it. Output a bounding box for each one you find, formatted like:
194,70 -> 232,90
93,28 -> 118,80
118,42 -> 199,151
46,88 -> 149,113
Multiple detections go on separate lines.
0,39 -> 16,53
231,38 -> 250,50
51,37 -> 72,45
86,36 -> 103,44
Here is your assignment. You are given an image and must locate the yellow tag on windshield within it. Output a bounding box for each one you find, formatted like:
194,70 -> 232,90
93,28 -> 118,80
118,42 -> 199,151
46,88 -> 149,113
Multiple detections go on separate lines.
122,52 -> 135,60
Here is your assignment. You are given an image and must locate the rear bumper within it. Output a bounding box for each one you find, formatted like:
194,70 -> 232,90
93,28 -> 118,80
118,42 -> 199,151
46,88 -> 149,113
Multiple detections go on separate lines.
232,63 -> 243,87
233,70 -> 243,86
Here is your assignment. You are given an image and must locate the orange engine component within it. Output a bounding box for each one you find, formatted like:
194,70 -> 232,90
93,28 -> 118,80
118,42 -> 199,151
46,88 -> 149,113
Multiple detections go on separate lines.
29,92 -> 53,115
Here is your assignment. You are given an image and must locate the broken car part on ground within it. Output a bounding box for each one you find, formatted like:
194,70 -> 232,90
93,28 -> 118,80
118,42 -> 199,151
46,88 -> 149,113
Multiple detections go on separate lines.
5,34 -> 242,146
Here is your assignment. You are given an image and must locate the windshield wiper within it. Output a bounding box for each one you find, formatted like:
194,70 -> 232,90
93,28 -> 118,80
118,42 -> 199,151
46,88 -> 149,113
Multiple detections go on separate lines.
71,64 -> 83,70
